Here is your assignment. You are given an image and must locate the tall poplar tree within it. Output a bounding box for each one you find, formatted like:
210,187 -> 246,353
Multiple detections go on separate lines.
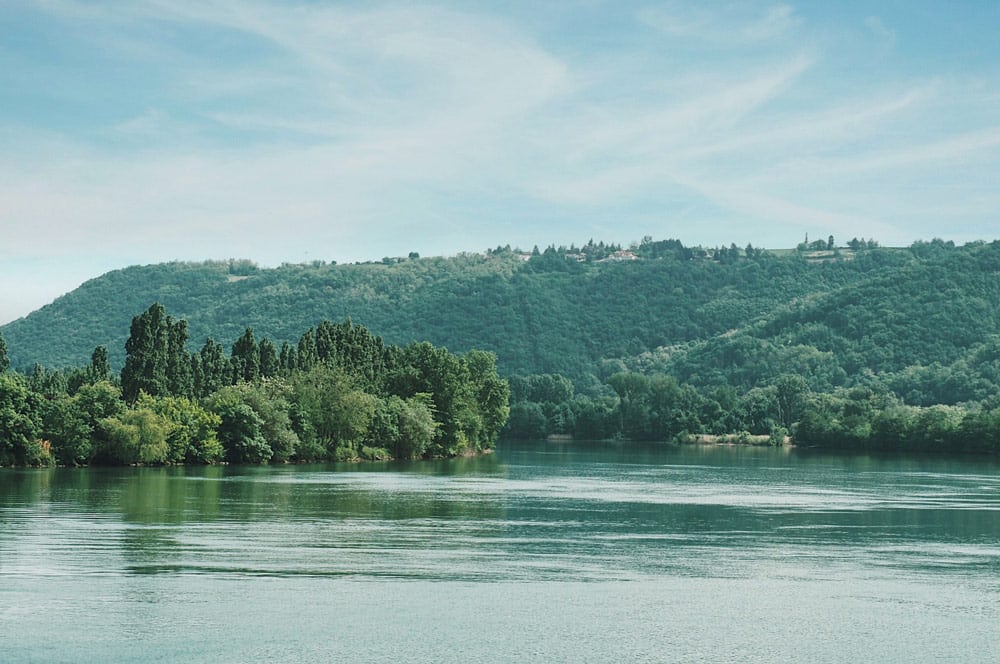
0,329 -> 9,374
199,338 -> 229,397
166,318 -> 193,397
297,328 -> 318,371
89,346 -> 110,382
121,303 -> 169,402
279,342 -> 297,374
231,327 -> 260,384
259,337 -> 279,378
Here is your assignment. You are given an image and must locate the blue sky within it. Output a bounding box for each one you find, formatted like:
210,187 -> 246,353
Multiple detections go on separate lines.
2,1 -> 999,323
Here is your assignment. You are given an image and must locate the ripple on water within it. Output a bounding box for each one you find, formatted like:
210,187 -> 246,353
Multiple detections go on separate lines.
2,445 -> 1000,662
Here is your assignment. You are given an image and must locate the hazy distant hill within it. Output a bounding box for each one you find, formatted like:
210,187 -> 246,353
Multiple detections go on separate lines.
5,238 -> 998,401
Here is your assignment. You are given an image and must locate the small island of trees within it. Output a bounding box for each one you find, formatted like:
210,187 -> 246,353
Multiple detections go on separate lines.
0,304 -> 509,467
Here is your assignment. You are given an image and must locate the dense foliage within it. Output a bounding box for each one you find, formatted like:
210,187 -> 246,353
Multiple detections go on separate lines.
504,370 -> 1000,454
0,305 -> 508,467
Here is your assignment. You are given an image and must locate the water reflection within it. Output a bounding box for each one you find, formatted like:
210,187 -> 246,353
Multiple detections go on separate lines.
2,443 -> 1000,583
4,443 -> 1000,664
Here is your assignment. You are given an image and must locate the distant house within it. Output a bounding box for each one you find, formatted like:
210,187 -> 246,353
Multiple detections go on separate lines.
600,250 -> 639,262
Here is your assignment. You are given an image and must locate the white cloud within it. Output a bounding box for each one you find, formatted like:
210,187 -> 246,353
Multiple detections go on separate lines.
639,2 -> 799,44
2,0 -> 1000,320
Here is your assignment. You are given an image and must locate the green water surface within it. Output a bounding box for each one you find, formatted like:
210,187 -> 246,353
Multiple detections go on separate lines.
2,442 -> 999,662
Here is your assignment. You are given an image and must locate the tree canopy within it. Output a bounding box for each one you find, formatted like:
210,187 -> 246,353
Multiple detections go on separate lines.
0,303 -> 509,467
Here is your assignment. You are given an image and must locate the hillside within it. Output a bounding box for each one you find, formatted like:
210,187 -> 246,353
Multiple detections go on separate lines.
656,239 -> 1000,402
6,237 -> 1000,401
1,239 -> 909,379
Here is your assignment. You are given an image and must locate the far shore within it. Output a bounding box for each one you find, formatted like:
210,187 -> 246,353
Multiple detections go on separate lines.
544,433 -> 792,446
682,433 -> 792,447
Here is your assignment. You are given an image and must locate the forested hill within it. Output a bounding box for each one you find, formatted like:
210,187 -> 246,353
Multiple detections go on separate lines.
4,238 -> 997,398
653,239 -> 1000,401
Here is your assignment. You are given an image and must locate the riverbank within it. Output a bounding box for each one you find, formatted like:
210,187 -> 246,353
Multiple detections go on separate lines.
544,433 -> 791,446
681,433 -> 792,446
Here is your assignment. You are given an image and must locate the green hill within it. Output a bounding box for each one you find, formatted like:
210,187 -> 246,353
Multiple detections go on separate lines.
1,239 -> 902,377
5,237 -> 999,408
657,239 -> 1000,402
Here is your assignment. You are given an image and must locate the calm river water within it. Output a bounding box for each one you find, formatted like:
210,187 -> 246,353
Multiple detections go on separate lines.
2,441 -> 999,663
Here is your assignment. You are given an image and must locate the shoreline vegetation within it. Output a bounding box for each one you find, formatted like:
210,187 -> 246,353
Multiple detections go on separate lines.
681,433 -> 789,446
546,432 -> 789,446
0,446 -> 497,470
0,303 -> 509,468
504,369 -> 1000,455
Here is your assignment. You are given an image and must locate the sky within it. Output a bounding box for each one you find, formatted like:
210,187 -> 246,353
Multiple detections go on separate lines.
2,1 -> 999,324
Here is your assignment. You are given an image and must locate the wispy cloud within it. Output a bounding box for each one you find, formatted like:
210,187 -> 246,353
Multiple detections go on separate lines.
527,55 -> 814,203
865,15 -> 896,48
1,1 -> 999,320
639,2 -> 799,44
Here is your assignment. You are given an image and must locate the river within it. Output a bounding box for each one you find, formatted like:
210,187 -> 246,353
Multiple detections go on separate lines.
2,441 -> 999,662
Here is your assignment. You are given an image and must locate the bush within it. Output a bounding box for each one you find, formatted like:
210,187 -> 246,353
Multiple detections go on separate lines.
22,439 -> 55,467
98,408 -> 172,465
213,402 -> 272,464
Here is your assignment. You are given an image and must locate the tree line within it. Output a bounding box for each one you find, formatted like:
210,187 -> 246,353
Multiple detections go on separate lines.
0,304 -> 509,467
503,371 -> 1000,454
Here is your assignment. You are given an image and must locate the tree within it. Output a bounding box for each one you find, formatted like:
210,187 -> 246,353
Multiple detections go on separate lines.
214,401 -> 272,464
646,374 -> 684,440
231,327 -> 260,384
395,394 -> 437,458
739,386 -> 779,434
774,374 -> 810,428
89,346 -> 110,383
42,396 -> 94,466
139,394 -> 223,464
98,408 -> 172,465
913,405 -> 962,450
75,381 -> 126,425
199,338 -> 229,397
121,303 -> 170,402
122,302 -> 193,403
387,342 -> 469,455
608,372 -> 651,437
28,363 -> 68,398
510,374 -> 573,404
279,342 -> 297,374
505,401 -> 548,439
367,394 -> 438,459
208,382 -> 300,462
310,319 -> 387,389
190,353 -> 204,398
71,381 -> 126,461
0,373 -> 43,465
462,350 -> 510,447
291,364 -> 376,459
166,318 -> 192,397
259,338 -> 279,379
0,329 -> 9,374
297,328 -> 318,372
